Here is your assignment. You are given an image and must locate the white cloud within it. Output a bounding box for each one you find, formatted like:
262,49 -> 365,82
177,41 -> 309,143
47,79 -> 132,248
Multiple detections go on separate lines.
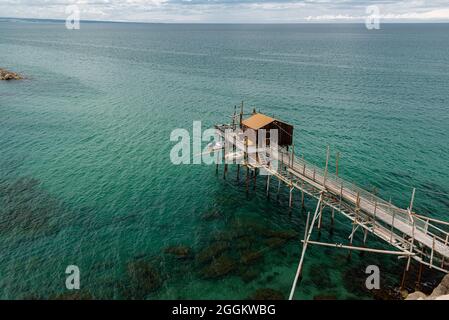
0,0 -> 448,22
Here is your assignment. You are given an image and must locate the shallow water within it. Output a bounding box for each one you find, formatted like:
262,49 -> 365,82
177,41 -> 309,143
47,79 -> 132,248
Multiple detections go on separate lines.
1,21 -> 449,299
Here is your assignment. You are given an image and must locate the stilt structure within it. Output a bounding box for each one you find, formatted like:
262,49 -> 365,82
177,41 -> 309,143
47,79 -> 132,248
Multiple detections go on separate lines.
212,105 -> 449,299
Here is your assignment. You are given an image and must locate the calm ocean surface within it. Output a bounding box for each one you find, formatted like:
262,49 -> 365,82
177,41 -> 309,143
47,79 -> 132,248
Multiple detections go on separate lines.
1,20 -> 449,299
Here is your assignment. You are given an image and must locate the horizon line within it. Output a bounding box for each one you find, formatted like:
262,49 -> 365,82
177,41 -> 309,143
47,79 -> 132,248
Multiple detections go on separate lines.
2,16 -> 449,25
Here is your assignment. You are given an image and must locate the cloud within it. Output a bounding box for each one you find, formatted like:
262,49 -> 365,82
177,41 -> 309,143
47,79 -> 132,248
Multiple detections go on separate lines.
0,0 -> 448,22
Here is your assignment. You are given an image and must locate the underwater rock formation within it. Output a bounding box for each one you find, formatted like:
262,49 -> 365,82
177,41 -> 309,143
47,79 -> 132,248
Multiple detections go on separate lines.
199,254 -> 237,279
164,245 -> 193,259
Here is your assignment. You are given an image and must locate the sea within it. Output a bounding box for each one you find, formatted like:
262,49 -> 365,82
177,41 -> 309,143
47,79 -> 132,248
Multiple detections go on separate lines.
1,20 -> 449,299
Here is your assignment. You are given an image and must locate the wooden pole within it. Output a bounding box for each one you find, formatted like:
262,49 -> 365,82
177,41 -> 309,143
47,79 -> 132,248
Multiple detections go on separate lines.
318,202 -> 323,230
253,168 -> 257,191
223,163 -> 228,179
335,151 -> 340,177
245,136 -> 249,194
409,188 -> 416,214
266,175 -> 270,198
305,241 -> 415,256
289,194 -> 323,300
289,187 -> 293,208
239,101 -> 243,128
301,181 -> 305,209
324,145 -> 330,187
277,178 -> 281,200
416,263 -> 424,290
237,164 -> 240,181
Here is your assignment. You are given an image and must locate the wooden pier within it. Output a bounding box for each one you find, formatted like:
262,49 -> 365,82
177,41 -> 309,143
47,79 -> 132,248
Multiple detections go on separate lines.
212,104 -> 449,299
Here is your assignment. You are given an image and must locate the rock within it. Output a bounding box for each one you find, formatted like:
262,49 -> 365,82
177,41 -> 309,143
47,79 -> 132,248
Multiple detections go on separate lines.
197,241 -> 230,264
164,245 -> 193,259
435,294 -> 449,300
248,288 -> 284,300
0,68 -> 23,80
126,259 -> 162,296
201,210 -> 223,221
239,269 -> 259,283
428,274 -> 449,299
240,250 -> 263,265
200,254 -> 236,279
265,237 -> 287,248
405,291 -> 427,300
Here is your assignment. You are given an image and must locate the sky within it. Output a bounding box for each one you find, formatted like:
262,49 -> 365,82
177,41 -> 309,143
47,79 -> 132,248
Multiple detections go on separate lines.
1,0 -> 449,23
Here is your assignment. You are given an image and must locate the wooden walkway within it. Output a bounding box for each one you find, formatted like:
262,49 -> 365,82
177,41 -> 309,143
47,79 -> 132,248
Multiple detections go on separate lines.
215,125 -> 449,275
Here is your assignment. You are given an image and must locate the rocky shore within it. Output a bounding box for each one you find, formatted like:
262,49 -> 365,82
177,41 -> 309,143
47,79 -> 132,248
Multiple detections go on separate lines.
0,68 -> 23,80
405,273 -> 449,300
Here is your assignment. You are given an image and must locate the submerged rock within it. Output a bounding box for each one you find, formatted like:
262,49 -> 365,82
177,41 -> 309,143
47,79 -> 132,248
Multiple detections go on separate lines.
197,241 -> 230,264
239,268 -> 259,283
265,237 -> 287,248
164,245 -> 193,259
200,254 -> 237,279
248,288 -> 284,300
407,273 -> 449,300
240,250 -> 263,265
0,68 -> 23,80
201,210 -> 223,221
428,273 -> 449,299
124,259 -> 163,299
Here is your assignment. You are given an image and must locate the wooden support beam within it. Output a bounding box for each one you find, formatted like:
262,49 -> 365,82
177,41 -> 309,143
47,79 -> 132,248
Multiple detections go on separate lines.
289,187 -> 293,208
266,174 -> 270,198
289,194 -> 323,300
277,178 -> 281,200
335,151 -> 340,177
324,145 -> 330,187
253,168 -> 257,191
301,181 -> 305,209
304,240 -> 415,256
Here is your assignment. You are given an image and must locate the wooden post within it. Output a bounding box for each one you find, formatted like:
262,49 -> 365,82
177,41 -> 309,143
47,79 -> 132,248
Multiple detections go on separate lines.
390,211 -> 396,243
277,178 -> 281,200
324,145 -> 330,187
266,175 -> 270,198
237,164 -> 240,181
331,208 -> 335,226
253,168 -> 257,191
290,144 -> 294,167
373,200 -> 377,233
409,188 -> 416,214
406,221 -> 415,271
289,195 -> 323,300
335,151 -> 340,177
318,202 -> 323,230
245,136 -> 249,194
348,224 -> 356,260
301,181 -> 305,209
430,236 -> 435,269
223,163 -> 228,180
339,184 -> 343,211
289,187 -> 293,208
400,262 -> 409,291
239,101 -> 243,128
246,166 -> 249,194
416,263 -> 424,291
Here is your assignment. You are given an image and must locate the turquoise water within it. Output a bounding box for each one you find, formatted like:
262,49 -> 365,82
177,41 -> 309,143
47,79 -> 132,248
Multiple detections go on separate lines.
1,21 -> 449,299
